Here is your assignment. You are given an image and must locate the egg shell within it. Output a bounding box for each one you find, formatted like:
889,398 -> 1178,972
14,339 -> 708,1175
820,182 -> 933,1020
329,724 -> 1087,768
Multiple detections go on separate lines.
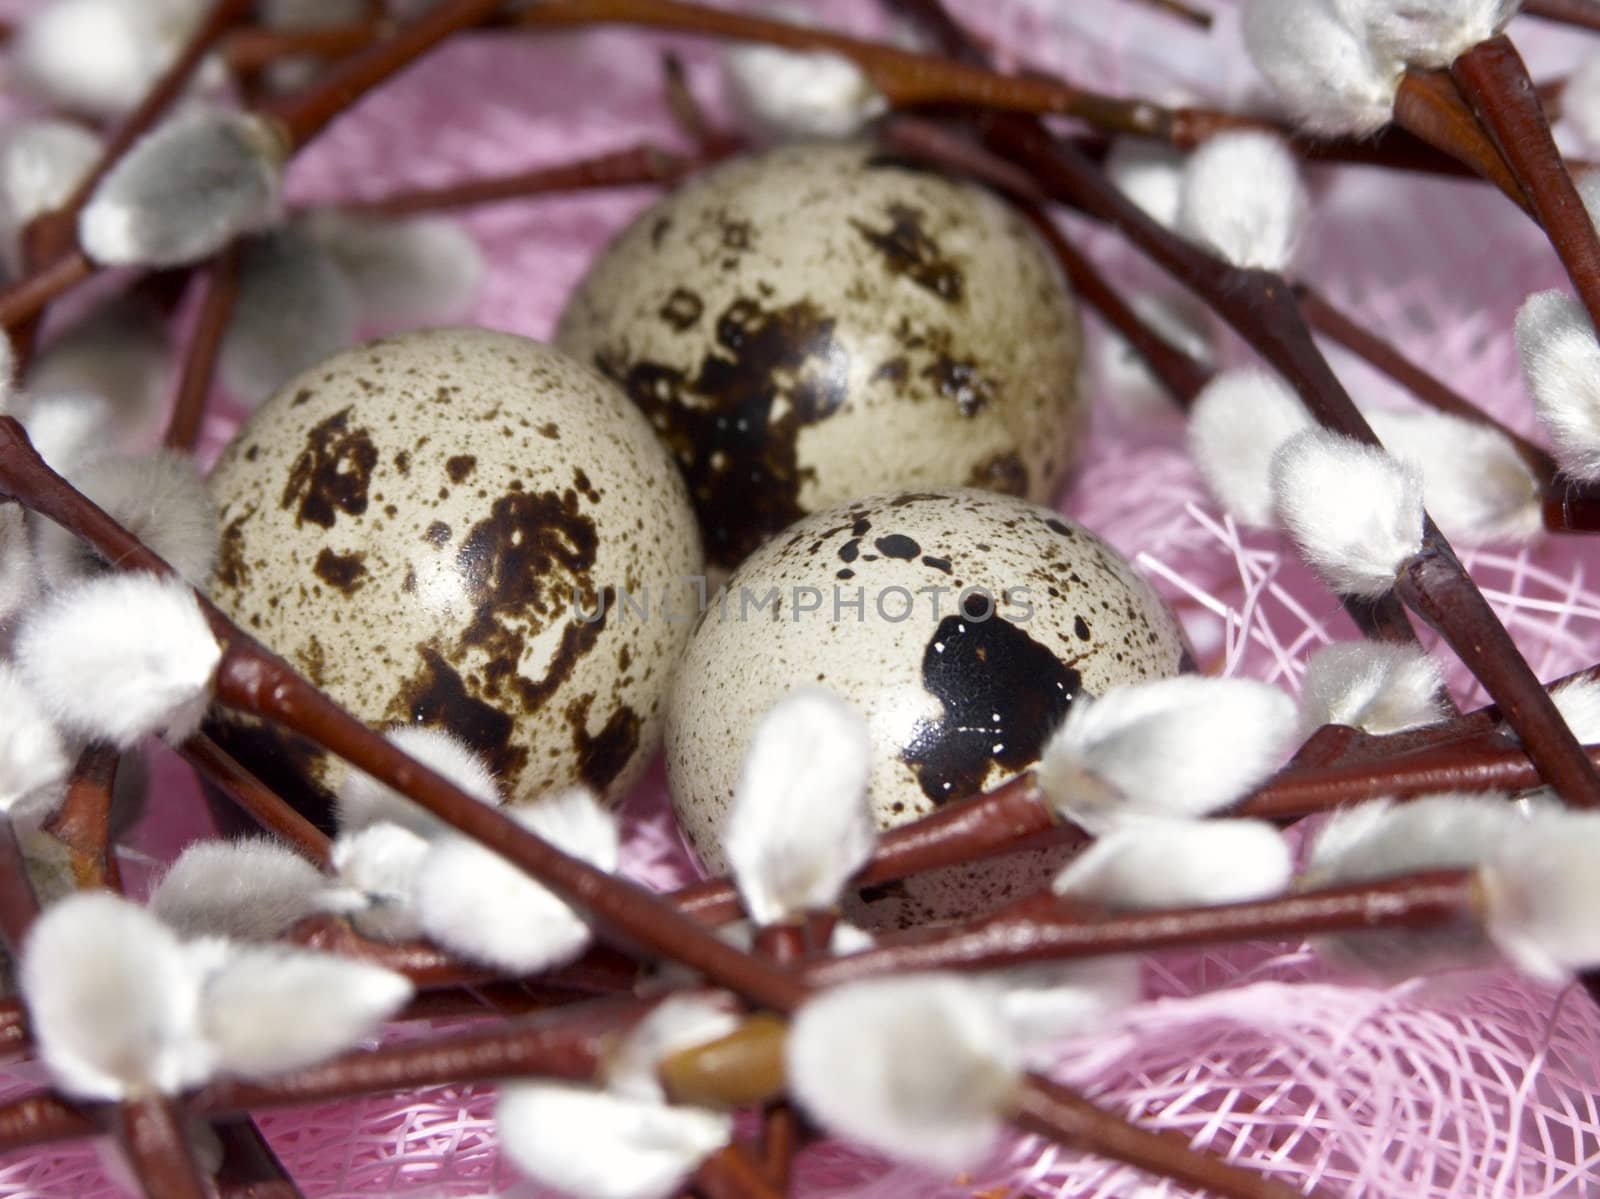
205,327 -> 703,811
555,141 -> 1085,569
665,488 -> 1188,927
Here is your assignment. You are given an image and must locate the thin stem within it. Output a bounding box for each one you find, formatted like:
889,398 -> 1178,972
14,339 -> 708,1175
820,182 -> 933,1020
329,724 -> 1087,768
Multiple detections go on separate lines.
191,996 -> 654,1114
1453,36 -> 1600,331
1396,536 -> 1600,806
213,1118 -> 305,1199
114,1096 -> 211,1199
178,734 -> 332,866
512,0 -> 1183,137
0,251 -> 95,334
0,816 -> 43,958
673,775 -> 1067,925
1236,732 -> 1589,821
164,244 -> 244,452
692,1144 -> 785,1199
260,0 -> 537,150
1012,1075 -> 1319,1199
223,19 -> 388,74
1022,205 -> 1213,406
329,144 -> 696,218
0,1094 -> 94,1155
1127,0 -> 1212,30
1391,68 -> 1533,216
1522,0 -> 1600,33
1293,281 -> 1559,487
42,744 -> 122,891
803,870 -> 1481,984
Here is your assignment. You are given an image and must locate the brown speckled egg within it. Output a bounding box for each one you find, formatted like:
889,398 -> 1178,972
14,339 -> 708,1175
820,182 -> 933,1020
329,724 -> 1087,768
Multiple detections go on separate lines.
205,327 -> 703,812
664,488 -> 1188,928
554,142 -> 1085,570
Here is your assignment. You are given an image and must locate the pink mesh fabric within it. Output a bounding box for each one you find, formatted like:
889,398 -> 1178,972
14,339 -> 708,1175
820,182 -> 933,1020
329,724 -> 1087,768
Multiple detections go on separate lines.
4,0 -> 1600,1195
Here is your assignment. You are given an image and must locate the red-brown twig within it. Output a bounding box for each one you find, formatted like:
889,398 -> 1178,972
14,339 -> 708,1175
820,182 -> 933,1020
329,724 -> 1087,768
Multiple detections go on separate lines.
178,734 -> 332,867
113,1096 -> 212,1199
164,244 -> 244,452
330,144 -> 699,218
42,744 -> 122,891
1453,36 -> 1600,330
804,870 -> 1481,984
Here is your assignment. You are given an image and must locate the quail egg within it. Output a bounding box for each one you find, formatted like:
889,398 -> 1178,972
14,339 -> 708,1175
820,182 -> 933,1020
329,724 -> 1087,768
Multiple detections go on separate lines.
556,142 -> 1085,569
205,327 -> 703,814
665,488 -> 1188,926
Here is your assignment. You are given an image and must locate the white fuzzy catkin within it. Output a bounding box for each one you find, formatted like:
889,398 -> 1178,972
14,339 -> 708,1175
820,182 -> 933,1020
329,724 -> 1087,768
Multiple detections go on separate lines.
1549,674 -> 1600,744
329,822 -> 430,942
724,688 -> 875,924
1515,290 -> 1600,480
994,956 -> 1141,1050
1298,640 -> 1447,735
1036,675 -> 1300,832
337,726 -> 499,838
1481,811 -> 1600,982
14,572 -> 221,748
0,119 -> 99,272
1305,793 -> 1521,886
0,663 -> 70,814
416,788 -> 618,974
1242,0 -> 1401,136
1105,137 -> 1186,228
34,451 -> 219,589
1345,0 -> 1520,69
27,297 -> 173,445
21,892 -> 212,1099
1100,291 -> 1216,425
724,44 -> 888,141
79,108 -> 286,268
196,944 -> 412,1078
304,212 -> 485,323
1052,818 -> 1294,910
13,0 -> 208,118
1366,408 -> 1542,544
1271,427 -> 1426,597
1177,131 -> 1307,272
1187,367 -> 1314,526
787,973 -> 1021,1172
497,1082 -> 734,1199
221,228 -> 360,406
1305,793 -> 1522,975
19,392 -> 115,475
150,839 -> 327,942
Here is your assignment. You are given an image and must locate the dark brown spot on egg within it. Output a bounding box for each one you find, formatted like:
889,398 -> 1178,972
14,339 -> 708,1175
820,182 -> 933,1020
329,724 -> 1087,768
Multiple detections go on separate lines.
214,506 -> 255,590
659,287 -> 704,331
424,521 -> 451,547
599,296 -> 847,567
851,203 -> 964,303
446,455 -> 476,483
291,388 -> 313,407
566,694 -> 641,790
312,547 -> 368,595
923,354 -> 995,416
391,646 -> 527,782
901,592 -> 1082,804
281,407 -> 378,529
969,451 -> 1029,497
1074,615 -> 1091,641
874,534 -> 920,560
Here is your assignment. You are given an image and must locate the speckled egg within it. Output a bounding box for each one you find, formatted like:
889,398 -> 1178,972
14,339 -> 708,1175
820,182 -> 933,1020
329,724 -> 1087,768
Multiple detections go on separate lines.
665,488 -> 1188,927
205,327 -> 703,813
555,142 -> 1085,570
